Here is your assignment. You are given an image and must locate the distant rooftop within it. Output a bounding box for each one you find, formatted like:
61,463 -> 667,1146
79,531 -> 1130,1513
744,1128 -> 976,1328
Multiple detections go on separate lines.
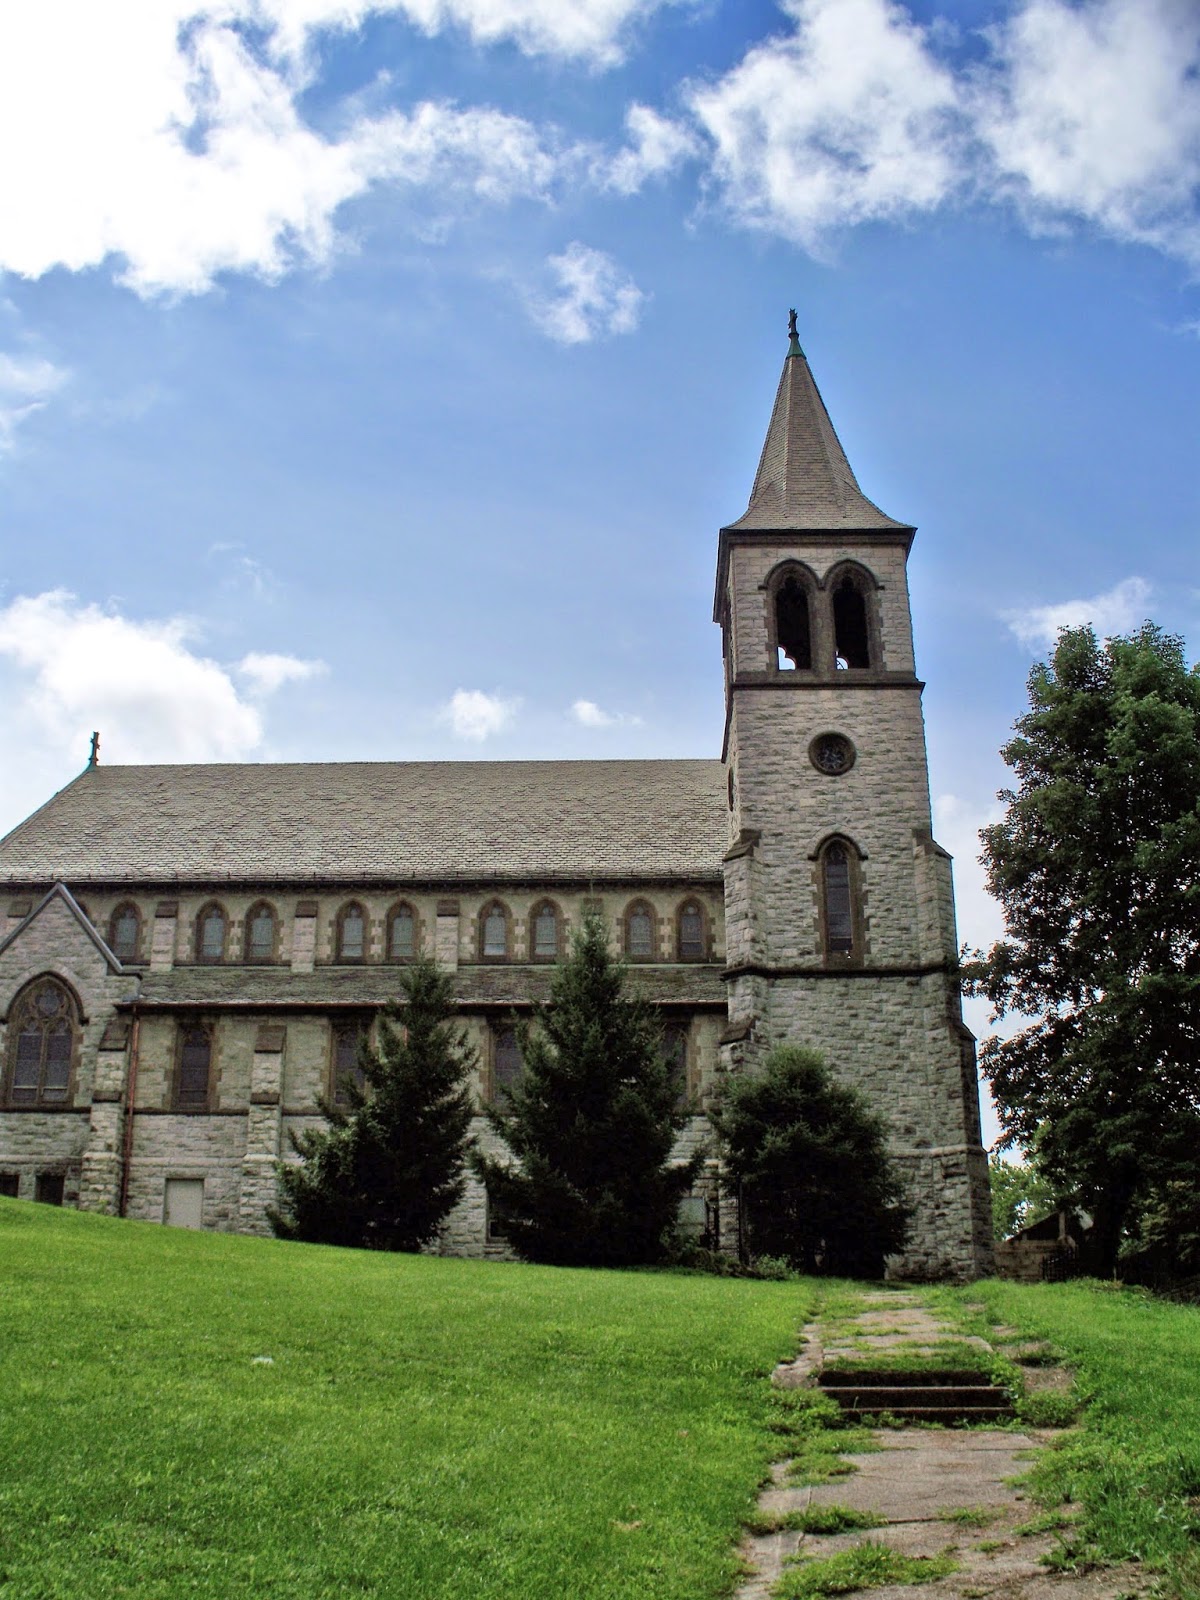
0,760 -> 728,886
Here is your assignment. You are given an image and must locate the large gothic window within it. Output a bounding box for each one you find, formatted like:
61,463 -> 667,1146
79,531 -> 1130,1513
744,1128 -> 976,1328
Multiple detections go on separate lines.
821,841 -> 856,957
108,902 -> 141,963
775,574 -> 812,670
5,978 -> 77,1107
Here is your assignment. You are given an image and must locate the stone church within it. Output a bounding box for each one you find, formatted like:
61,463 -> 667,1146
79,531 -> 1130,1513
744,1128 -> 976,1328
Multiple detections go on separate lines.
0,322 -> 993,1279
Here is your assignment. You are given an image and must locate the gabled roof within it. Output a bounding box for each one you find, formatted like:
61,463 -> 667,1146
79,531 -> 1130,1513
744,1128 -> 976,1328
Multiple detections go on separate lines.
726,329 -> 912,534
0,881 -> 125,972
0,760 -> 728,886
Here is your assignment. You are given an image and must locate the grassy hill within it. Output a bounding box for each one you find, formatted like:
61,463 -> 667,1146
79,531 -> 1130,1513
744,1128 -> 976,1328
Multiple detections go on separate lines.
0,1202 -> 809,1600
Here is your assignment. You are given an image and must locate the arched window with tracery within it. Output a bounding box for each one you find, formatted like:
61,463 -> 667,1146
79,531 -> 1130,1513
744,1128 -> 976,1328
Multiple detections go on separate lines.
5,978 -> 77,1107
480,902 -> 510,961
195,903 -> 227,963
624,901 -> 656,961
109,902 -> 141,963
530,901 -> 560,961
676,900 -> 706,961
820,840 -> 858,958
491,1025 -> 524,1103
245,902 -> 277,963
387,903 -> 417,961
336,902 -> 367,962
175,1022 -> 213,1110
831,570 -> 872,669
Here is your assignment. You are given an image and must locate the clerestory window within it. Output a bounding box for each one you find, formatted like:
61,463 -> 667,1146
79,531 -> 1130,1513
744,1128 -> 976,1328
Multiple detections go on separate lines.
196,904 -> 227,963
336,903 -> 367,962
531,901 -> 559,961
625,901 -> 656,961
388,903 -> 416,961
481,903 -> 510,961
109,902 -> 141,963
245,902 -> 277,963
677,901 -> 705,961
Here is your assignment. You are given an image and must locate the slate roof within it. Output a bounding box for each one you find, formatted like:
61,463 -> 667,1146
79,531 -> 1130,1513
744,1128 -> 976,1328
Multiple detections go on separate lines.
727,339 -> 911,533
0,760 -> 728,886
129,964 -> 727,1010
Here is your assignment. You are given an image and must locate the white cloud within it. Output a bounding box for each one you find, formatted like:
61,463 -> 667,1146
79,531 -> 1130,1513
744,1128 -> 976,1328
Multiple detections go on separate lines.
600,103 -> 699,194
527,243 -> 645,344
0,6 -> 573,297
237,651 -> 327,694
973,0 -> 1200,265
0,592 -> 278,779
0,352 -> 67,452
256,0 -> 677,65
571,698 -> 643,727
438,688 -> 519,740
688,0 -> 963,250
1002,576 -> 1152,651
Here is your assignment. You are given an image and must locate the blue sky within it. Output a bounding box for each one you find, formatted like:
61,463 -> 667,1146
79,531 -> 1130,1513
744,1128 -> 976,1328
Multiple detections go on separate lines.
1,0 -> 1198,1136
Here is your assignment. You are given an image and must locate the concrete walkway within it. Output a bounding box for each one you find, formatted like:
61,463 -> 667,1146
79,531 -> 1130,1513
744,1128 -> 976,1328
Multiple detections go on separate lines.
736,1291 -> 1147,1600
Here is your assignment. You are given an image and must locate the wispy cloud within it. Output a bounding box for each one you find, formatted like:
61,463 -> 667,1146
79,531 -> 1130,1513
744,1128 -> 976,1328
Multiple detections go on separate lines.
438,688 -> 520,740
0,351 -> 67,452
1002,576 -> 1152,651
527,244 -> 645,344
599,104 -> 700,194
237,652 -> 327,695
571,698 -> 643,727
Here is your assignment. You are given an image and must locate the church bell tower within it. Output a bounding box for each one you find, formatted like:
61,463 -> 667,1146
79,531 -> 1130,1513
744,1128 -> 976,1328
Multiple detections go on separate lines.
716,316 -> 992,1279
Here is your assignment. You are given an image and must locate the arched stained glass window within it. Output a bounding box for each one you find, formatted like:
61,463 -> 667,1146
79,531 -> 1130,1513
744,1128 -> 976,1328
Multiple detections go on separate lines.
338,903 -> 366,961
6,979 -> 76,1107
532,902 -> 559,960
482,904 -> 509,960
109,903 -> 141,962
677,901 -> 705,960
492,1026 -> 523,1102
823,842 -> 854,955
626,903 -> 655,960
197,905 -> 226,963
388,904 -> 416,960
663,1021 -> 689,1111
246,903 -> 276,962
176,1024 -> 212,1109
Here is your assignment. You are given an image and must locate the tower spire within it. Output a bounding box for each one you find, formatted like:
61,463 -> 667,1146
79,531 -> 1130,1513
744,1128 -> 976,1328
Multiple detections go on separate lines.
728,319 -> 911,534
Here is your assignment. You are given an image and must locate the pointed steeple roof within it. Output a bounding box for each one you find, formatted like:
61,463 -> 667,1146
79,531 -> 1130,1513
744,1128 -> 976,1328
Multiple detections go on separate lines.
727,315 -> 911,533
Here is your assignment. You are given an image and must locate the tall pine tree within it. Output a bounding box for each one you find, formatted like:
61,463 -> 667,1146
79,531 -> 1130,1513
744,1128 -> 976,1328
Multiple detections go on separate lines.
271,958 -> 475,1251
472,911 -> 704,1267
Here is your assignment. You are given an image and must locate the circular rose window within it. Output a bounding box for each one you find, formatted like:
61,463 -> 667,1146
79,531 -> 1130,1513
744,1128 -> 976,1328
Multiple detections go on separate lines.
809,733 -> 856,776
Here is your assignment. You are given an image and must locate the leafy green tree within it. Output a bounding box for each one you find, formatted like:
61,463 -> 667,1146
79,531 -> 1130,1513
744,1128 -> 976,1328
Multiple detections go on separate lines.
966,624 -> 1200,1274
472,911 -> 704,1267
271,958 -> 476,1251
708,1045 -> 911,1276
988,1153 -> 1058,1240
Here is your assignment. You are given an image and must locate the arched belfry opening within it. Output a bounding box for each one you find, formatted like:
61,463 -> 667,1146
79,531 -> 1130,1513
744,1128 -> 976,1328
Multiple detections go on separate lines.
775,574 -> 812,670
833,574 -> 871,669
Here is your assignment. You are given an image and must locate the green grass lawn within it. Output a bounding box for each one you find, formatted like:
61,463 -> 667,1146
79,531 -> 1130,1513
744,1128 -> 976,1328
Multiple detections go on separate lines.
0,1202 -> 811,1600
949,1279 -> 1200,1597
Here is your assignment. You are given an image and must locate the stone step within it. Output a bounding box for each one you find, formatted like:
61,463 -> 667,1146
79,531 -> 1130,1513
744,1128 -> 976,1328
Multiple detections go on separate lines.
834,1403 -> 1014,1424
821,1368 -> 994,1389
821,1384 -> 1009,1411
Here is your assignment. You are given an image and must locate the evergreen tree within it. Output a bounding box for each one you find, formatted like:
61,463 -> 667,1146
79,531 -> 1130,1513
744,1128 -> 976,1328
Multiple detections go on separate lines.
270,958 -> 476,1251
472,911 -> 704,1267
709,1045 -> 911,1276
966,624 -> 1200,1274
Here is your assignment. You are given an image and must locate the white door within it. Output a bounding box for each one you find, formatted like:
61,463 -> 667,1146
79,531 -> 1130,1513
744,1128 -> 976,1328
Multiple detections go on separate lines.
163,1178 -> 204,1229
